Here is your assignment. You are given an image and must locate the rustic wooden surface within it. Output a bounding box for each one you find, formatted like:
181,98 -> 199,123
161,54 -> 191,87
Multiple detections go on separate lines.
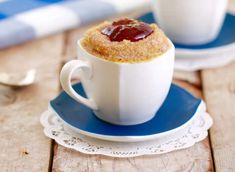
0,34 -> 64,172
202,62 -> 235,172
0,9 -> 235,172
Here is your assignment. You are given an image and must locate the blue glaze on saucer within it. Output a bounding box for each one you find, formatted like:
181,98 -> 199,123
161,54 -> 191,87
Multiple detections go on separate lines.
138,12 -> 235,49
50,83 -> 201,137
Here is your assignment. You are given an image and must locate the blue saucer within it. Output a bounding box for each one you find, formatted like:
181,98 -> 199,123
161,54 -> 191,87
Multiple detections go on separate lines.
138,12 -> 235,50
50,83 -> 202,142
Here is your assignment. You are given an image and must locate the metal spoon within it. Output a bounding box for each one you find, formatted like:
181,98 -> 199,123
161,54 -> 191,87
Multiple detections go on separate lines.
0,69 -> 36,87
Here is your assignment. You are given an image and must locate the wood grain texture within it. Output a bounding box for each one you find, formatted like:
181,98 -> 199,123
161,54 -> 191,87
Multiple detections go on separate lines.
53,139 -> 212,172
174,71 -> 201,87
202,61 -> 235,172
52,28 -> 213,172
0,35 -> 64,172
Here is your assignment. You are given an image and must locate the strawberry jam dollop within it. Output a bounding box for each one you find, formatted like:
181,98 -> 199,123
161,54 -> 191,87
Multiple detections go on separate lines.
101,18 -> 154,42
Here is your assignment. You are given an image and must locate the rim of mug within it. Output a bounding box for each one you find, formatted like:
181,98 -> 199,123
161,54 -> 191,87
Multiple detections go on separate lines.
77,39 -> 175,65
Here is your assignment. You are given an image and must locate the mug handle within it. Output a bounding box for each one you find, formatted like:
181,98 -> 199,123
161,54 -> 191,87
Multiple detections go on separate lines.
60,60 -> 98,110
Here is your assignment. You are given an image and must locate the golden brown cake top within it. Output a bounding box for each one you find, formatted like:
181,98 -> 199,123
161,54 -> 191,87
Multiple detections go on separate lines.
81,18 -> 170,63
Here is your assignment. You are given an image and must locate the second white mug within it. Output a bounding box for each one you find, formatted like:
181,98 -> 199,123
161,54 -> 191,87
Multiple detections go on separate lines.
152,0 -> 228,45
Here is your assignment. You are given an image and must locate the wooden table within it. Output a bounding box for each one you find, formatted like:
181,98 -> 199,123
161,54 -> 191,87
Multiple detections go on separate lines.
0,12 -> 235,172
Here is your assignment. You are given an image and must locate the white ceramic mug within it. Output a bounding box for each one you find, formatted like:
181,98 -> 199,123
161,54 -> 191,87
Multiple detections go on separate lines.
152,0 -> 228,45
60,40 -> 175,125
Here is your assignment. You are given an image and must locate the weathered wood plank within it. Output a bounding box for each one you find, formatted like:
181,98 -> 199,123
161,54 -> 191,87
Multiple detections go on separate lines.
202,61 -> 235,172
53,138 -> 212,172
52,27 -> 213,172
0,35 -> 64,172
174,71 -> 201,87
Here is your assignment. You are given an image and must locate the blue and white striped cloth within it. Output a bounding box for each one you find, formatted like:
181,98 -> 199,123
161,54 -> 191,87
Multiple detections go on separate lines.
0,0 -> 150,49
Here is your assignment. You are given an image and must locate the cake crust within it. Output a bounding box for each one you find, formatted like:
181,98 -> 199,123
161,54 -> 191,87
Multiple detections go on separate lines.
81,20 -> 170,63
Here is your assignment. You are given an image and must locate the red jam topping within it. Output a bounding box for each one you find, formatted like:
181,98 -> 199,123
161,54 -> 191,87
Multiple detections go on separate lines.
101,18 -> 154,42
